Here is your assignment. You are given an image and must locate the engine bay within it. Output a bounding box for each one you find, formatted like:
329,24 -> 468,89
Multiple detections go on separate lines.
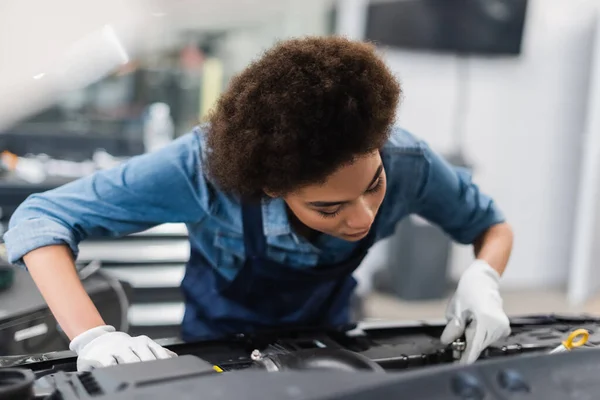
2,314 -> 600,399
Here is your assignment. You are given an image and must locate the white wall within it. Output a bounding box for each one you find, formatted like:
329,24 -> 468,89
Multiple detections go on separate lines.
568,3 -> 600,305
350,0 -> 598,291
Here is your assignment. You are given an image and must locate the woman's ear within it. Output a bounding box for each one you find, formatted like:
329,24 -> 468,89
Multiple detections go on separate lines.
263,189 -> 278,198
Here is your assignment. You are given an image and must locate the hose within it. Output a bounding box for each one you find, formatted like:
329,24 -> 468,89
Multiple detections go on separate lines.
252,348 -> 384,373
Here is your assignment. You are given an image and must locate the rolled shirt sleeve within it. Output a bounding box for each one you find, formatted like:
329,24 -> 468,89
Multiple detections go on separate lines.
3,130 -> 209,266
410,142 -> 505,245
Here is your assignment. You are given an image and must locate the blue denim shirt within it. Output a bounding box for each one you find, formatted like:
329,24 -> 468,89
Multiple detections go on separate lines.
4,126 -> 504,280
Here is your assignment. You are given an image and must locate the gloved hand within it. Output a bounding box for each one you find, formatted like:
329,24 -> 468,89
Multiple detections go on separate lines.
440,260 -> 511,364
69,325 -> 177,371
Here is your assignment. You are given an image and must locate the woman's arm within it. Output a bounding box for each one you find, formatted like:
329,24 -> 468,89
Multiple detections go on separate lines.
473,222 -> 514,276
405,137 -> 512,364
5,132 -> 208,266
24,245 -> 105,340
4,131 -> 208,340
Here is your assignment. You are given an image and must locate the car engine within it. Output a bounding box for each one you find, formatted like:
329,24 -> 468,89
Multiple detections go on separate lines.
1,314 -> 600,399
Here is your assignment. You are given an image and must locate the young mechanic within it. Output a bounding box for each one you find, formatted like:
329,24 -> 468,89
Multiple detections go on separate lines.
4,37 -> 513,371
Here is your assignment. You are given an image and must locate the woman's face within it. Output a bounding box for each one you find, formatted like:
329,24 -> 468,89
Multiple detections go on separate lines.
283,152 -> 386,241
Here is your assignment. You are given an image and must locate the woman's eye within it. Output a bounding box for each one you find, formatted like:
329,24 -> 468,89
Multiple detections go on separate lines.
366,179 -> 383,194
318,209 -> 341,218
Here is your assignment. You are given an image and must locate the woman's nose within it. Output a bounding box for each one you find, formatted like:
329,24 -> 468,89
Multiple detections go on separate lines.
346,199 -> 375,230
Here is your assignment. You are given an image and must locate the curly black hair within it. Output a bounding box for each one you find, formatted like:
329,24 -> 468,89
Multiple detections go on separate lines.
205,36 -> 401,199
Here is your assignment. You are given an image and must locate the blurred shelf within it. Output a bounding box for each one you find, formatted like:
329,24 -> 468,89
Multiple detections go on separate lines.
0,125 -> 144,161
127,302 -> 185,327
78,239 -> 190,264
131,223 -> 188,237
102,264 -> 186,288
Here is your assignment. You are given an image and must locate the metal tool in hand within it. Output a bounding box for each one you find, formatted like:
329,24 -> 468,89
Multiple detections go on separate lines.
549,328 -> 589,354
451,339 -> 466,360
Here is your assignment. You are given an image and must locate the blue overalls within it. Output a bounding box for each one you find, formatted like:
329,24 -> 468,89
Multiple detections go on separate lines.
180,202 -> 377,341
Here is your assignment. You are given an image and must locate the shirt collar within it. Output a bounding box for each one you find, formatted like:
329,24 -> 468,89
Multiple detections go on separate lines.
261,197 -> 292,236
197,124 -> 294,238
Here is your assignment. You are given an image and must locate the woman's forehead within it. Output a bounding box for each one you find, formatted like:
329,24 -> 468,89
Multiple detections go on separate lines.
292,153 -> 383,203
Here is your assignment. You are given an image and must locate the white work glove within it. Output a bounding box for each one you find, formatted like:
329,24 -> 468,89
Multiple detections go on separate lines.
441,260 -> 511,364
70,325 -> 177,372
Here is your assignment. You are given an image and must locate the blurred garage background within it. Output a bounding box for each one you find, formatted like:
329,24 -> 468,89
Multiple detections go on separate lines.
2,0 -> 600,354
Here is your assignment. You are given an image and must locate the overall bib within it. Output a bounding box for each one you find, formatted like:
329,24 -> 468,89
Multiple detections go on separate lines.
180,203 -> 377,341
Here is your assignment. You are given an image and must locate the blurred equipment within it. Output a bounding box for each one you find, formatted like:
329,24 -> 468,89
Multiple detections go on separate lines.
0,0 -> 336,132
0,266 -> 131,356
0,128 -> 144,163
0,368 -> 34,400
0,267 -> 13,292
364,0 -> 528,55
548,328 -> 589,354
143,102 -> 174,153
0,151 -> 123,184
0,259 -> 14,292
374,215 -> 452,300
199,58 -> 224,119
0,152 -> 45,184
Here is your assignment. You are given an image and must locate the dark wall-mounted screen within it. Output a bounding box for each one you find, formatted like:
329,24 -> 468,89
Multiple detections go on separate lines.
365,0 -> 528,55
